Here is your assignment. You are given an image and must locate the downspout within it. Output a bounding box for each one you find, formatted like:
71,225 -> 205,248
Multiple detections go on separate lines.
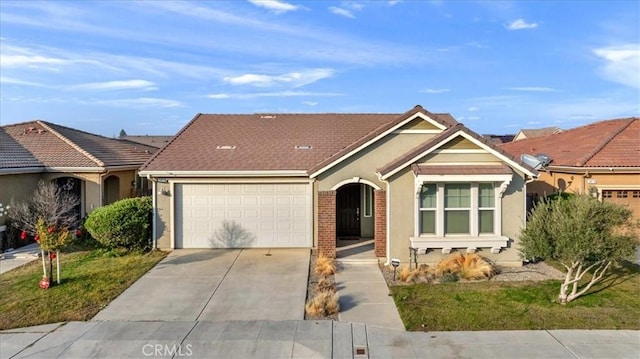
523,174 -> 538,228
148,174 -> 157,250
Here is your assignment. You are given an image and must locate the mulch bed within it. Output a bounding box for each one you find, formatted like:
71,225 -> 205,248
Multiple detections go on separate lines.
304,250 -> 338,321
379,261 -> 565,286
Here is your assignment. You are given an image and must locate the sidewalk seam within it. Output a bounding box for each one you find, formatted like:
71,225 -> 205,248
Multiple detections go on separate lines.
545,330 -> 580,359
194,249 -> 242,321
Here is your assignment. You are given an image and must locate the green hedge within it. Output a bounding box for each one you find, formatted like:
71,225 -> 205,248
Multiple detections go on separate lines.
85,196 -> 152,250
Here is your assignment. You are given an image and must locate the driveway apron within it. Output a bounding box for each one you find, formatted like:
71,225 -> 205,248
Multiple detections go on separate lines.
93,249 -> 309,322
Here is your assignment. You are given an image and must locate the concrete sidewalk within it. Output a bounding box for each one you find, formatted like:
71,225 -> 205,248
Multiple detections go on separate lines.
2,320 -> 638,359
335,258 -> 405,330
0,243 -> 40,274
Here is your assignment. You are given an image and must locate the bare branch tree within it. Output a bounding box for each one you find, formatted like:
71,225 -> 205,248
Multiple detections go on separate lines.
8,180 -> 80,235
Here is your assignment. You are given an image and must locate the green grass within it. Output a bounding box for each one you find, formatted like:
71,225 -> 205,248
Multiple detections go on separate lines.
0,248 -> 167,330
392,262 -> 640,331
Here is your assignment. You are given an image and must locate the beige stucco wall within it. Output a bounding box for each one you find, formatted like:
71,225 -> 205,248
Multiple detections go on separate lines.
317,133 -> 436,191
386,154 -> 527,267
155,181 -> 172,248
529,171 -> 640,196
0,173 -> 42,227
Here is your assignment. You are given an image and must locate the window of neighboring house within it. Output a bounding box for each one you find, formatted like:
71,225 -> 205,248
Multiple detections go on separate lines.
617,191 -> 628,198
602,190 -> 613,198
363,186 -> 373,217
419,183 -> 437,234
478,183 -> 495,234
444,183 -> 471,234
633,191 -> 640,198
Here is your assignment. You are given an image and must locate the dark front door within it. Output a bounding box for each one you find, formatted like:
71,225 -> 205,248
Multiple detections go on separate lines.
337,184 -> 361,238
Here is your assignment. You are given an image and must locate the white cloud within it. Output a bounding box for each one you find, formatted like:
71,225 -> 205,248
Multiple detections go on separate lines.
468,106 -> 479,112
387,0 -> 402,6
94,97 -> 183,108
69,80 -> 157,91
593,44 -> 640,89
508,87 -> 556,92
302,101 -> 318,106
248,0 -> 299,14
0,76 -> 46,87
208,91 -> 341,99
329,6 -> 355,18
505,18 -> 538,30
421,88 -> 450,94
223,68 -> 334,88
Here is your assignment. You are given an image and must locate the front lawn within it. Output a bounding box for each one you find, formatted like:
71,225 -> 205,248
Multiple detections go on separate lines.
0,249 -> 167,330
391,263 -> 640,331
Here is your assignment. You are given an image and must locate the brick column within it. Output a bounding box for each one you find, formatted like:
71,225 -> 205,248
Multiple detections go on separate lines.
317,191 -> 336,258
374,190 -> 387,258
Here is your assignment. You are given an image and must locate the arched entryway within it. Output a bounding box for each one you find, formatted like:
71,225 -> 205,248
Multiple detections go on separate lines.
336,183 -> 375,240
54,176 -> 82,224
104,175 -> 120,205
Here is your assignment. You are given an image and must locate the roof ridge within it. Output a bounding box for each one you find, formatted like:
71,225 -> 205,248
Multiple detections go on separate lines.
37,121 -> 105,167
574,118 -> 635,166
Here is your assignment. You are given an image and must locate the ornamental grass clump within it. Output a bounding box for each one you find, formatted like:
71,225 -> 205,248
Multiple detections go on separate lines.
305,290 -> 339,317
435,252 -> 496,280
315,254 -> 336,277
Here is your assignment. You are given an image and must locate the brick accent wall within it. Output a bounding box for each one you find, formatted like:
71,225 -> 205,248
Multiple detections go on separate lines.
317,191 -> 337,258
374,190 -> 387,257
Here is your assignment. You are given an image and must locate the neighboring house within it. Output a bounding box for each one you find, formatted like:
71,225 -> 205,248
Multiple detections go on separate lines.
483,134 -> 515,145
140,105 -> 537,266
513,126 -> 561,141
120,135 -> 173,149
0,120 -> 157,236
501,117 -> 640,221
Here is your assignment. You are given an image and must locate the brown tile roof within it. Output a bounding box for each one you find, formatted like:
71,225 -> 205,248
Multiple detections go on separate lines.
377,124 -> 536,177
141,105 -> 458,173
515,126 -> 561,140
412,164 -> 513,176
121,135 -> 173,149
0,127 -> 42,169
500,118 -> 640,168
1,121 -> 157,171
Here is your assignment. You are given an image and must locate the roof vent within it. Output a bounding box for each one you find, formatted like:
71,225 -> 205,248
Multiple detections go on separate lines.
295,145 -> 312,150
216,145 -> 236,150
260,115 -> 277,119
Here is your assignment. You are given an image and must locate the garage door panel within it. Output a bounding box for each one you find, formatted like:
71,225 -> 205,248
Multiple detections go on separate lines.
175,183 -> 311,248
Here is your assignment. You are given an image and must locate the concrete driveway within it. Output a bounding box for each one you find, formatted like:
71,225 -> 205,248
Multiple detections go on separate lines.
93,248 -> 310,322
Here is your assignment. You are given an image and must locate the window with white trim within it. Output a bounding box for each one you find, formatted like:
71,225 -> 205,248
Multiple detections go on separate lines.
444,183 -> 470,234
363,186 -> 373,217
419,184 -> 437,234
478,183 -> 495,234
418,182 -> 499,237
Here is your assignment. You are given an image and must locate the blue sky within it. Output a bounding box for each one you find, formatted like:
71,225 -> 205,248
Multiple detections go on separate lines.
1,0 -> 638,137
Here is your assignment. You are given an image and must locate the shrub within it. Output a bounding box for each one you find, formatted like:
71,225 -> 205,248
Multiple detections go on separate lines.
315,254 -> 336,277
305,291 -> 339,317
435,252 -> 496,280
85,197 -> 152,251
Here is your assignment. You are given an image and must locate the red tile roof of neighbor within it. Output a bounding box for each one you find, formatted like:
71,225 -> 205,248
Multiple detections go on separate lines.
500,118 -> 640,168
141,106 -> 458,173
0,121 -> 157,171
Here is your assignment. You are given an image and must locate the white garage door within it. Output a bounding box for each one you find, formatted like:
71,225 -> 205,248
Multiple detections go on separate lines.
174,183 -> 311,248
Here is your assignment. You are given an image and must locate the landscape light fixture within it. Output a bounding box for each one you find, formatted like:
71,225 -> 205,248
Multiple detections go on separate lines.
391,258 -> 400,281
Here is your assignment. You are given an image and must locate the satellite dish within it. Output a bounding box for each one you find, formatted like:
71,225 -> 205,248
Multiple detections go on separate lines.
534,153 -> 552,167
521,154 -> 543,170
